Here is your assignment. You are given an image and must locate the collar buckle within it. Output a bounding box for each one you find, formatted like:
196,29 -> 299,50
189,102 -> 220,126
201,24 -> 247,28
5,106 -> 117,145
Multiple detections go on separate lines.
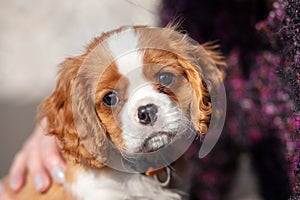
145,166 -> 171,187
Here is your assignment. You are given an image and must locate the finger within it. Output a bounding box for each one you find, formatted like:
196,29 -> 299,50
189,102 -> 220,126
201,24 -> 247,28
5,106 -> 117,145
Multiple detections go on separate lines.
0,181 -> 11,200
8,152 -> 27,192
36,117 -> 66,183
0,191 -> 11,200
27,149 -> 51,193
40,136 -> 65,184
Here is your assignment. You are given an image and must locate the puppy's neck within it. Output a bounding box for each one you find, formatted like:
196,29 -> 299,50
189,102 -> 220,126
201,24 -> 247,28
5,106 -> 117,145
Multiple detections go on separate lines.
63,156 -> 191,200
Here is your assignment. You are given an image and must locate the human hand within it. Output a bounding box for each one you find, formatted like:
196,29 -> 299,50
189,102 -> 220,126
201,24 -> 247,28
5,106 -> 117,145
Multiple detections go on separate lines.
8,117 -> 65,193
0,182 -> 11,200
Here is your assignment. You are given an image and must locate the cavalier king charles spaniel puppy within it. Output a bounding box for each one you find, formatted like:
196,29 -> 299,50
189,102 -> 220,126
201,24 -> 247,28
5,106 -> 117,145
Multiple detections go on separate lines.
2,25 -> 226,200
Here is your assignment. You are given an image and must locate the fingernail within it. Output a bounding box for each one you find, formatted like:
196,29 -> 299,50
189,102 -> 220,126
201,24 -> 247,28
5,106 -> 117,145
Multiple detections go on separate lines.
10,179 -> 18,190
34,175 -> 45,192
51,166 -> 65,184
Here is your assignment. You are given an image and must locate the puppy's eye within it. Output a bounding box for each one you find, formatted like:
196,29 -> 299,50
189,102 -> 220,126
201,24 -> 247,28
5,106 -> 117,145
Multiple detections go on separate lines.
102,92 -> 119,107
158,72 -> 174,87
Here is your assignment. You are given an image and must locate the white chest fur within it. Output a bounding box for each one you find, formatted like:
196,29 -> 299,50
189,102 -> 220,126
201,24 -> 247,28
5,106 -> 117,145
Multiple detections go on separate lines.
67,167 -> 181,200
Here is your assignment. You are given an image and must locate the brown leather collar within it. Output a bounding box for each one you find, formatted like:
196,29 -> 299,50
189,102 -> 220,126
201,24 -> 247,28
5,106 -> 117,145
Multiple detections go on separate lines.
145,167 -> 166,176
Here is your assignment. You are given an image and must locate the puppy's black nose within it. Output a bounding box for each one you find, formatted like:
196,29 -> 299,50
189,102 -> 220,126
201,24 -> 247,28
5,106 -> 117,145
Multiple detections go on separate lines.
137,104 -> 158,125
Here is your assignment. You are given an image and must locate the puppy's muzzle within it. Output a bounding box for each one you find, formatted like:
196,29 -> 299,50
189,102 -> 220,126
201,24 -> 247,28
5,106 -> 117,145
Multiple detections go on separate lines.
137,104 -> 158,126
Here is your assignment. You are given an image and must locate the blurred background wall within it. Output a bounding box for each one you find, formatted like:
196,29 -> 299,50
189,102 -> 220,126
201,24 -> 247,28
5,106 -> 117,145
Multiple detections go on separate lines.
1,1 -> 285,199
0,0 -> 160,177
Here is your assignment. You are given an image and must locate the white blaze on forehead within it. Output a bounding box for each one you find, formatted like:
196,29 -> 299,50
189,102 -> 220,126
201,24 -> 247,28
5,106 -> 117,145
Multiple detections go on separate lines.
105,27 -> 181,154
106,27 -> 147,97
106,27 -> 143,76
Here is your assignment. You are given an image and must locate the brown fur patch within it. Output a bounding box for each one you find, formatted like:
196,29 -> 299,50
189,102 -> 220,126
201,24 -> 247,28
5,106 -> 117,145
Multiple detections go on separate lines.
94,62 -> 128,151
38,54 -> 106,168
142,48 -> 193,113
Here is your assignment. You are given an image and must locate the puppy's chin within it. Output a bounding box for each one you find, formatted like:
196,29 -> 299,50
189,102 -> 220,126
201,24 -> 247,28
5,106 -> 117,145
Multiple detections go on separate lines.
140,132 -> 176,153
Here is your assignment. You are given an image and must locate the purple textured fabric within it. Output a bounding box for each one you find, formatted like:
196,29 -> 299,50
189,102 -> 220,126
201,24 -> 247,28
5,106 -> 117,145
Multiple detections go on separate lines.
160,0 -> 297,199
276,0 -> 300,198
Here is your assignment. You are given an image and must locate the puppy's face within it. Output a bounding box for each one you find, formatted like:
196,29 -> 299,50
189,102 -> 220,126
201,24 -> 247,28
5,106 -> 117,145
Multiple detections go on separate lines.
94,48 -> 192,154
40,26 -> 226,168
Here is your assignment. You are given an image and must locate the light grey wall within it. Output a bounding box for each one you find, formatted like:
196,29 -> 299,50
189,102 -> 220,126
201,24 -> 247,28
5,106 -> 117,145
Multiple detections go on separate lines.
0,0 -> 160,177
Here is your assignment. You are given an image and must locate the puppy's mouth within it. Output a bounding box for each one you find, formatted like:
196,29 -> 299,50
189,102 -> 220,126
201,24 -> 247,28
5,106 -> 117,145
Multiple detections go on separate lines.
141,132 -> 175,153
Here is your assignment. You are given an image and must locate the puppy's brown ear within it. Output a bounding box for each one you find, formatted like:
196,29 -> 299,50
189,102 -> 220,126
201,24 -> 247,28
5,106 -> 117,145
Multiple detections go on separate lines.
180,43 -> 226,135
38,55 -> 107,168
201,42 -> 227,78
